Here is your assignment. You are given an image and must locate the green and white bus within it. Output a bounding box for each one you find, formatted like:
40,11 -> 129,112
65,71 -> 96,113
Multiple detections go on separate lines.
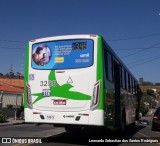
24,34 -> 140,131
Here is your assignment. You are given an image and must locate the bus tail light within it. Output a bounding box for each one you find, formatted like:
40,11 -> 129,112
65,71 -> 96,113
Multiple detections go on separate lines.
90,81 -> 100,110
26,83 -> 32,108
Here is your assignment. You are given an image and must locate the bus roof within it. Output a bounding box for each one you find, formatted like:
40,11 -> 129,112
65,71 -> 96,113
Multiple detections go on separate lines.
29,34 -> 99,43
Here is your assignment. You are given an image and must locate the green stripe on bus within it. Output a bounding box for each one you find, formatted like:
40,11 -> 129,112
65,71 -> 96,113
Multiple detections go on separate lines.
24,43 -> 29,108
97,36 -> 104,110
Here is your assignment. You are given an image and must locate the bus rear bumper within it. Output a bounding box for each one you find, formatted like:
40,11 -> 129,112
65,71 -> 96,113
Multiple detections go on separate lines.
24,108 -> 104,126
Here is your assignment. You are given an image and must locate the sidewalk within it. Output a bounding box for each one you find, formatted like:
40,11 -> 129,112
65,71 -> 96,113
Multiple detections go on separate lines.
0,117 -> 24,127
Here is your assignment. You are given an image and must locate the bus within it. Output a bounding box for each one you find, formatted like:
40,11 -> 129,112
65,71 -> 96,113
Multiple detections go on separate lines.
24,34 -> 140,132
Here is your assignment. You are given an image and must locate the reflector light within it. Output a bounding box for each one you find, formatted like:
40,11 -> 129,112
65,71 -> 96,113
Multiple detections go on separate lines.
56,71 -> 65,73
26,83 -> 32,108
79,113 -> 89,116
33,112 -> 41,114
90,81 -> 100,110
82,114 -> 89,116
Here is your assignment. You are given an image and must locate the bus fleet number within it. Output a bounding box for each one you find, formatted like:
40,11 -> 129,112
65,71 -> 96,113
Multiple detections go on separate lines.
40,80 -> 56,87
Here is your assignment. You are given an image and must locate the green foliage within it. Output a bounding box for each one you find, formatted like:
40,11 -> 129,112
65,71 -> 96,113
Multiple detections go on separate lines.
7,104 -> 13,109
140,88 -> 158,116
0,111 -> 7,123
0,71 -> 24,79
140,81 -> 153,86
140,103 -> 149,116
155,83 -> 160,86
152,100 -> 156,107
140,81 -> 160,86
147,89 -> 154,96
19,106 -> 24,112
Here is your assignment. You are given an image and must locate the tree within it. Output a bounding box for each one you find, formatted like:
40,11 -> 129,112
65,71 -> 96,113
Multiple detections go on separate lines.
9,72 -> 15,78
0,73 -> 3,76
140,81 -> 153,86
155,83 -> 160,86
0,111 -> 7,123
147,89 -> 154,96
140,102 -> 149,116
5,73 -> 9,78
139,90 -> 156,116
16,72 -> 21,79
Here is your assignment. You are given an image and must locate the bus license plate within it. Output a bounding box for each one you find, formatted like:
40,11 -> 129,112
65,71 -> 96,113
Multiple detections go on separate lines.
46,115 -> 54,120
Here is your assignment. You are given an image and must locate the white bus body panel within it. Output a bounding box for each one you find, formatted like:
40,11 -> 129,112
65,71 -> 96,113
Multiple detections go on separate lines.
25,108 -> 104,126
25,35 -> 104,126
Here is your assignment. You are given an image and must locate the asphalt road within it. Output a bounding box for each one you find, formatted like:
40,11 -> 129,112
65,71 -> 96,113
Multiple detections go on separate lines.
0,120 -> 159,146
41,124 -> 160,146
0,123 -> 65,146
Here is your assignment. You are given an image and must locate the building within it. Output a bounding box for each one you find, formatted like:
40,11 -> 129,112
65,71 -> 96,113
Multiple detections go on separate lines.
0,79 -> 24,117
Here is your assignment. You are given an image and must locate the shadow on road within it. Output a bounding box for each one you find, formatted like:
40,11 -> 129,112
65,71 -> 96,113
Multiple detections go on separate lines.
42,124 -> 146,145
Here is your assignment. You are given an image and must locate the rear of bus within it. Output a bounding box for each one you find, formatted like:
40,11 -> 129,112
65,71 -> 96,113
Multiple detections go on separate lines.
24,35 -> 104,128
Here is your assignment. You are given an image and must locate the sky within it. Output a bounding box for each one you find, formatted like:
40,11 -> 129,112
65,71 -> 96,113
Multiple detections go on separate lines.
0,0 -> 160,83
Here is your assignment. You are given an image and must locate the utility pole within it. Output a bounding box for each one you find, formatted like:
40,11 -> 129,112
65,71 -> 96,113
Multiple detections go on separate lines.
9,64 -> 14,78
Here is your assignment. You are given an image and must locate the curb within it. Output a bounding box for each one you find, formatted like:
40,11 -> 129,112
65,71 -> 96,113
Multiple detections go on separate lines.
0,121 -> 25,127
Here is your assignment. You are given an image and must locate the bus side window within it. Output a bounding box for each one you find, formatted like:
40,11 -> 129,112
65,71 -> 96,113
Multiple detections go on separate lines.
125,71 -> 128,90
107,52 -> 113,81
133,79 -> 135,94
135,81 -> 137,95
128,74 -> 131,92
121,67 -> 125,89
120,66 -> 122,87
131,77 -> 133,93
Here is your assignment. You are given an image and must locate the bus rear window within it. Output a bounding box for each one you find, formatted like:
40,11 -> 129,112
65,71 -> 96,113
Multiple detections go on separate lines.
31,39 -> 93,69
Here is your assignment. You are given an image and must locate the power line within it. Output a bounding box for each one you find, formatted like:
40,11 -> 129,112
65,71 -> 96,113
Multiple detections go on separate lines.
0,39 -> 26,44
127,54 -> 160,65
107,33 -> 160,42
128,56 -> 160,68
1,33 -> 160,43
122,42 -> 160,59
0,46 -> 23,50
113,47 -> 160,51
